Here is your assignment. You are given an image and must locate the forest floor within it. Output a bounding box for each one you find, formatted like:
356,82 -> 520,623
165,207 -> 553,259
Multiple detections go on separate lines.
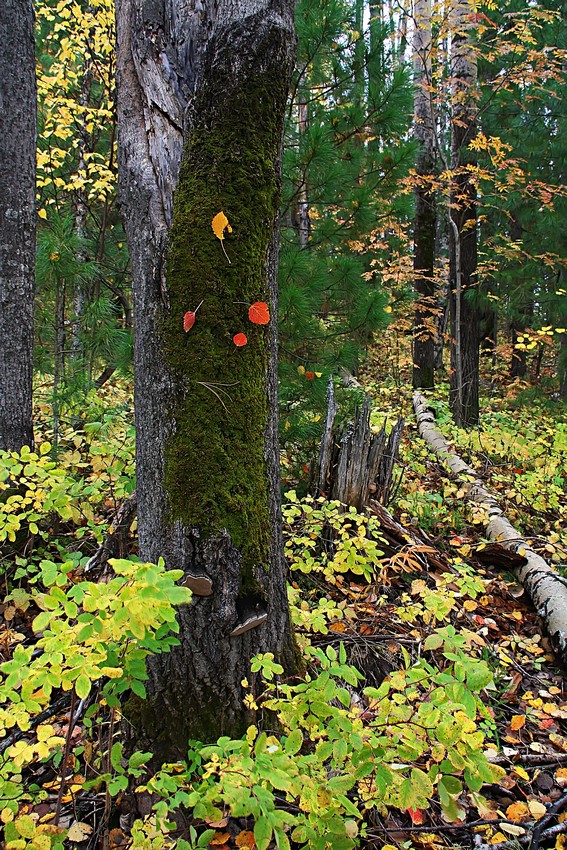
281,356 -> 567,850
1,360 -> 567,850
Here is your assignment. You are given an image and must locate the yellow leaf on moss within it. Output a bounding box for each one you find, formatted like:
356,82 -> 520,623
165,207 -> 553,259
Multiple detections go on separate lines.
212,211 -> 232,240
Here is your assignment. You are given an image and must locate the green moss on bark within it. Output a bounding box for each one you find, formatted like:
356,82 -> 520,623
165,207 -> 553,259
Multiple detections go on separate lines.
160,43 -> 287,590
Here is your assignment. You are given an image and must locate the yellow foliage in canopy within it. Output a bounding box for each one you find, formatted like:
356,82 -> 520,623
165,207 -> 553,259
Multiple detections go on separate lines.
36,0 -> 116,210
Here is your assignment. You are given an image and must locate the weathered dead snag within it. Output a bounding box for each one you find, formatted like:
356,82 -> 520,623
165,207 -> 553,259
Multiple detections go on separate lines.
413,390 -> 567,663
316,377 -> 404,510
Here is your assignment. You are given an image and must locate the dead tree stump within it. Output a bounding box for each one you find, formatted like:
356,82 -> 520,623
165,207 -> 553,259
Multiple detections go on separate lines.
315,377 -> 403,510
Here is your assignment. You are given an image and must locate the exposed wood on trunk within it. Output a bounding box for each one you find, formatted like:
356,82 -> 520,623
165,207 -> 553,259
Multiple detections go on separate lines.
413,390 -> 567,663
315,381 -> 403,509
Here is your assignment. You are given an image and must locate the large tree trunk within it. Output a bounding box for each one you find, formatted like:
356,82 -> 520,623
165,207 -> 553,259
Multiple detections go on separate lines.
448,0 -> 480,427
116,0 -> 297,758
0,0 -> 36,451
413,391 -> 567,664
412,0 -> 437,390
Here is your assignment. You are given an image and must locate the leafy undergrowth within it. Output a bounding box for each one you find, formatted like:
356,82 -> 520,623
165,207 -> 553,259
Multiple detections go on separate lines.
1,379 -> 567,850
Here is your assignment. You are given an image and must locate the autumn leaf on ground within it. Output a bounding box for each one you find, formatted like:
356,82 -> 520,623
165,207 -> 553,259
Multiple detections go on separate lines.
210,832 -> 230,847
233,333 -> 247,347
236,830 -> 257,849
248,301 -> 270,325
212,211 -> 232,263
67,822 -> 93,842
510,715 -> 526,731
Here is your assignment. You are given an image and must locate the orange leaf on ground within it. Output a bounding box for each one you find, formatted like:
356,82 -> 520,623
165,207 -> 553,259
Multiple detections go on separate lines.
505,802 -> 530,822
510,715 -> 526,731
236,830 -> 257,849
210,833 -> 230,846
408,808 -> 424,825
233,333 -> 247,347
248,301 -> 270,324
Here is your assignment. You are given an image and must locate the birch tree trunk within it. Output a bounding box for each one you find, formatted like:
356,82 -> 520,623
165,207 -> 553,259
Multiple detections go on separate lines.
0,0 -> 36,452
448,0 -> 480,427
412,0 -> 437,390
116,0 -> 297,758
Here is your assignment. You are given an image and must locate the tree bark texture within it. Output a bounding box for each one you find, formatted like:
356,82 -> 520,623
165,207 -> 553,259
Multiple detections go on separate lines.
413,391 -> 567,664
116,0 -> 297,756
448,0 -> 480,427
412,0 -> 436,390
0,0 -> 36,451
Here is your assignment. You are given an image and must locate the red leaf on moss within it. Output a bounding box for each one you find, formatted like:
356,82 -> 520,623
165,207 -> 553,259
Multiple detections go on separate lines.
248,301 -> 270,325
183,312 -> 196,332
183,300 -> 203,332
233,333 -> 248,347
305,371 -> 315,381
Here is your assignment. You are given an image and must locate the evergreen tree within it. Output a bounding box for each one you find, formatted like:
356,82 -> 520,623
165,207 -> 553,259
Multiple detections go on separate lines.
279,0 -> 414,443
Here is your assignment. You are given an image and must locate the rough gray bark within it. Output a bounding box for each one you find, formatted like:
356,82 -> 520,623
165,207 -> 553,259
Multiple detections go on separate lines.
447,0 -> 480,427
116,0 -> 297,756
412,0 -> 437,390
0,0 -> 36,451
413,390 -> 567,664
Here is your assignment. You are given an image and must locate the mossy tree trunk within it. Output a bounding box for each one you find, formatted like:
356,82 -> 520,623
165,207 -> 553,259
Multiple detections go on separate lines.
116,0 -> 297,758
412,0 -> 436,391
0,0 -> 36,452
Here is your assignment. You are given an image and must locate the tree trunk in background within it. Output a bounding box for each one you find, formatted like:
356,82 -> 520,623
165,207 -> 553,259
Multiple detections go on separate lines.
116,0 -> 297,758
294,91 -> 311,250
0,0 -> 36,451
448,0 -> 480,427
412,0 -> 436,390
509,214 -> 530,379
559,267 -> 567,402
557,3 -> 567,402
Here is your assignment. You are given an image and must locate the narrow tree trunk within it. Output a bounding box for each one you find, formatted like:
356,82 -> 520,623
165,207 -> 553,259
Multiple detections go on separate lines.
0,0 -> 36,451
294,91 -> 311,250
412,0 -> 437,390
448,0 -> 480,427
117,0 -> 297,758
509,215 -> 531,379
414,391 -> 567,664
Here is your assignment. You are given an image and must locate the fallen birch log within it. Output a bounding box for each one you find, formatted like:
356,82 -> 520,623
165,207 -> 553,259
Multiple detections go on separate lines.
413,390 -> 567,663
